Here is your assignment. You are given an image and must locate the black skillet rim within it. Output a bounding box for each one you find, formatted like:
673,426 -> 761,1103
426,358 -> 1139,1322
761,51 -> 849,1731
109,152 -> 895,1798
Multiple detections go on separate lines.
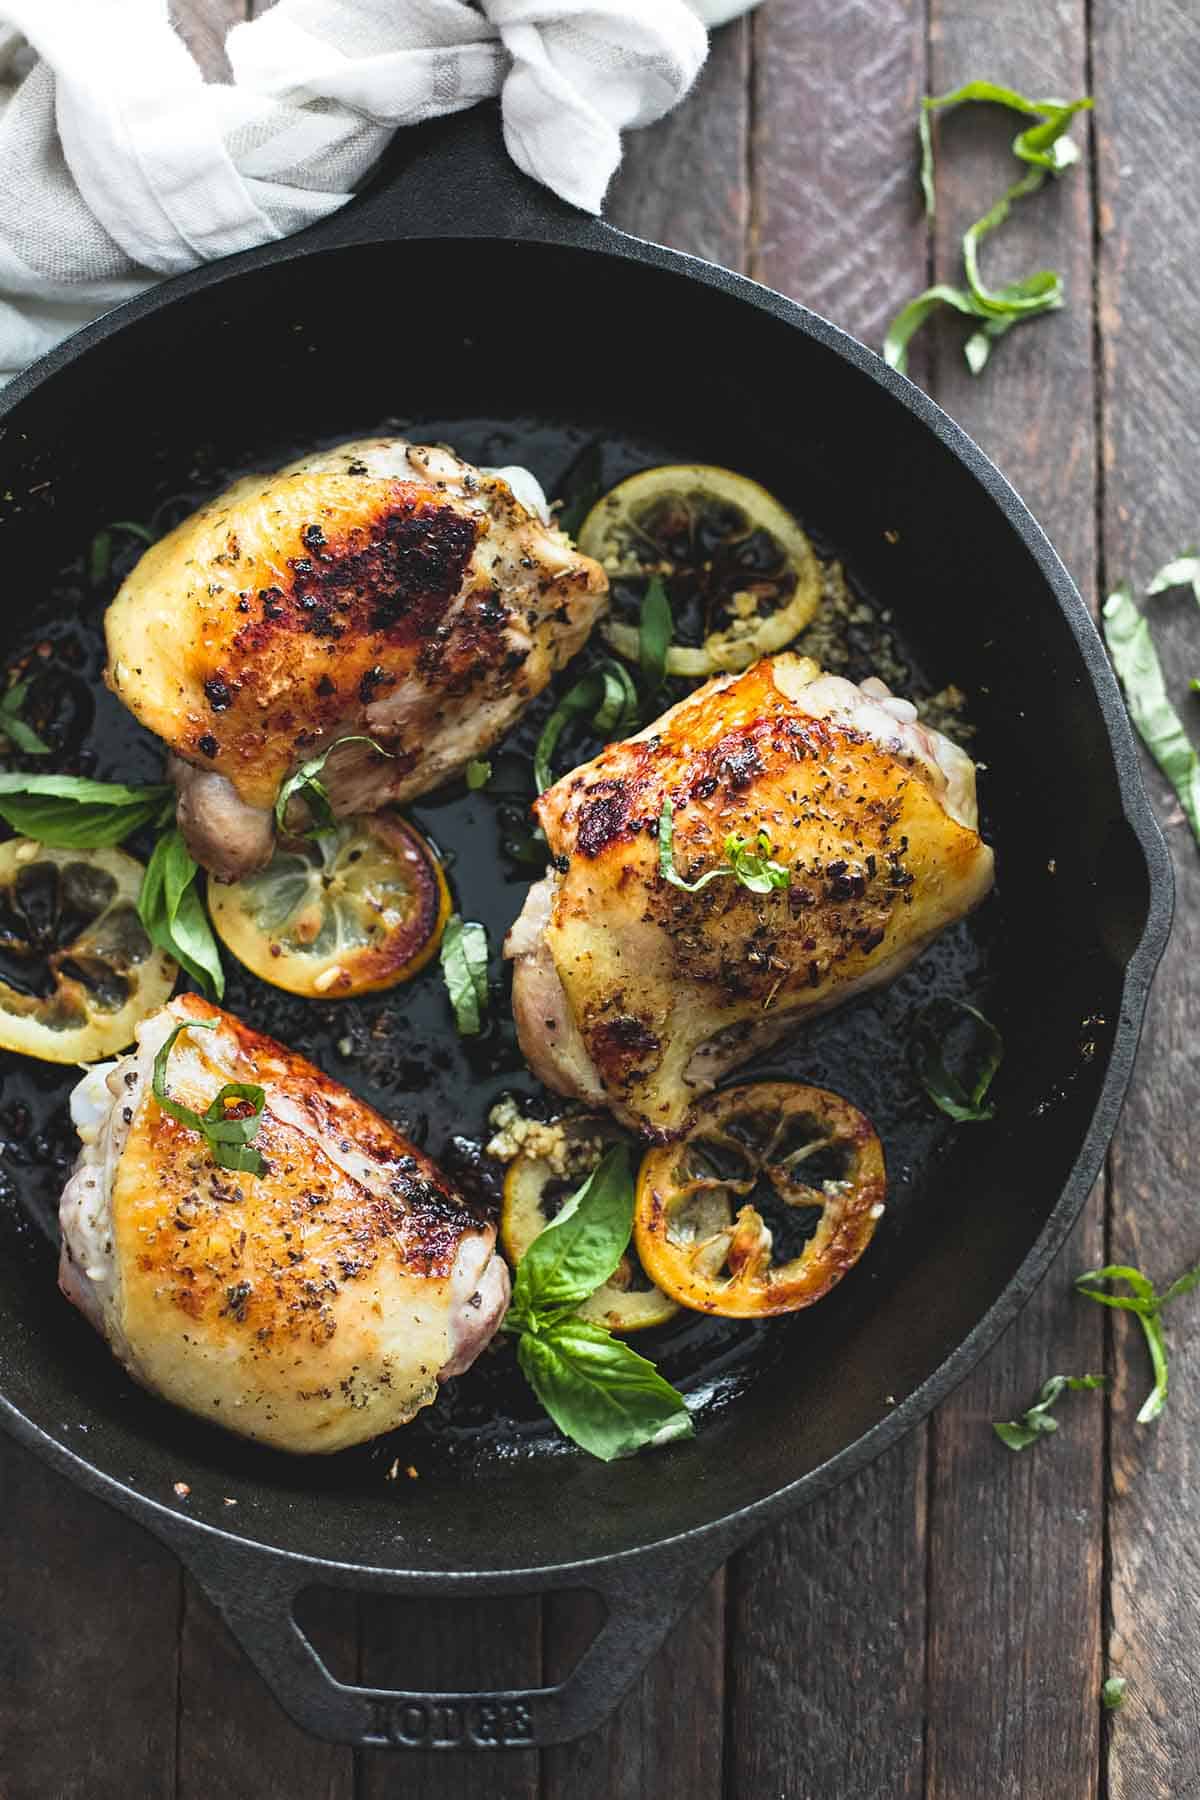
0,195 -> 1174,1591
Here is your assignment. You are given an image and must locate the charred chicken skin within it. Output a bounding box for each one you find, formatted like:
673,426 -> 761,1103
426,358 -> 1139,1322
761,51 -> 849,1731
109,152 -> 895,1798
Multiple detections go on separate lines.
506,653 -> 994,1138
58,994 -> 508,1453
104,439 -> 607,880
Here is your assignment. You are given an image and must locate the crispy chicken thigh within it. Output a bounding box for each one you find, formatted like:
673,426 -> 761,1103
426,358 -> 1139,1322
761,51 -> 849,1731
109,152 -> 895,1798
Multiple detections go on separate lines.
58,994 -> 508,1453
105,439 -> 607,880
506,654 -> 994,1138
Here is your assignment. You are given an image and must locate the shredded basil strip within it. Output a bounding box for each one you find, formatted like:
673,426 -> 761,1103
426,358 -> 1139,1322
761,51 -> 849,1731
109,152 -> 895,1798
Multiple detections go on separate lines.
912,997 -> 1002,1123
1146,549 -> 1200,605
465,758 -> 492,791
886,84 -> 1091,375
502,1145 -> 693,1460
993,1373 -> 1105,1452
1104,584 -> 1200,845
138,827 -> 225,999
151,1019 -> 266,1177
0,773 -> 175,848
275,734 -> 394,837
638,575 -> 674,694
88,518 -> 155,587
658,799 -> 790,895
440,913 -> 489,1035
555,443 -> 605,540
1076,1259 -> 1200,1423
0,679 -> 49,756
534,660 -> 639,794
1101,1676 -> 1127,1712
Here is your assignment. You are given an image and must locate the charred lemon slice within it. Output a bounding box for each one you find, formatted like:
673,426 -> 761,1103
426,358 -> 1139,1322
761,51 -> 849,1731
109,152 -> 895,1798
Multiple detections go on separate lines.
580,464 -> 821,677
634,1082 -> 885,1318
502,1117 -> 680,1332
209,813 -> 448,999
0,840 -> 176,1063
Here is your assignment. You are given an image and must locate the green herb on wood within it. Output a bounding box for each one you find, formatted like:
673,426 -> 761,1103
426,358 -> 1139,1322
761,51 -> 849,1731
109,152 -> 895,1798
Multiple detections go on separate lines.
886,83 -> 1092,376
1075,1259 -> 1200,1422
1103,584 -> 1200,845
1101,1676 -> 1127,1712
993,1373 -> 1105,1451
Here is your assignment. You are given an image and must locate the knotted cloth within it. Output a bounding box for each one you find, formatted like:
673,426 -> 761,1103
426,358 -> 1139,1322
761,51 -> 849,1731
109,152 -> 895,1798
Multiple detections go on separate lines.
0,0 -> 757,383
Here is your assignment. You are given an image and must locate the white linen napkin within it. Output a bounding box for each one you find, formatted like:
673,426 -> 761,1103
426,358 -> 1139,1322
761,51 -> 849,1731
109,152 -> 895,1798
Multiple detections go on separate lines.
0,0 -> 758,386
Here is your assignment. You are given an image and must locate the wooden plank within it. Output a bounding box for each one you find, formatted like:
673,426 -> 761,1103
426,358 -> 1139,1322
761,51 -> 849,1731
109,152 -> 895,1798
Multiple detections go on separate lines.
176,1577 -> 355,1800
921,10 -> 1105,1798
729,1438 -> 928,1799
606,19 -> 751,272
170,0 -> 246,81
541,1577 -> 725,1800
0,1442 -> 181,1800
1093,1 -> 1200,1794
749,0 -> 930,353
725,8 -> 933,1795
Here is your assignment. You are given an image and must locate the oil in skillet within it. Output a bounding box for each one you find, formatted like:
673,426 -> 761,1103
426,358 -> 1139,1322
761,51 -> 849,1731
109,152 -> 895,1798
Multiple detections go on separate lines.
0,414 -> 999,1470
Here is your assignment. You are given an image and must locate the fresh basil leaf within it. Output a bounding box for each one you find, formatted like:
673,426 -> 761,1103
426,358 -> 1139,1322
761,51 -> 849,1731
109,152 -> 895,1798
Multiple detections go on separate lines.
993,1372 -> 1104,1452
0,773 -> 174,847
138,828 -> 225,999
659,798 -> 730,892
638,575 -> 673,694
516,1316 -> 693,1461
275,734 -> 393,837
0,680 -> 49,756
534,660 -> 639,794
555,443 -> 604,541
465,758 -> 492,791
1103,584 -> 1200,844
440,913 -> 489,1035
1101,1676 -> 1127,1712
152,1019 -> 266,1178
508,1145 -> 635,1325
1146,549 -> 1200,605
913,997 -> 1002,1123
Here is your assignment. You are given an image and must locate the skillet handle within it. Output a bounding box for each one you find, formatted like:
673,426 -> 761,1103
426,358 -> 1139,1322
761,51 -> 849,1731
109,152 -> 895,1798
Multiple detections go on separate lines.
176,1535 -> 723,1750
297,100 -> 619,255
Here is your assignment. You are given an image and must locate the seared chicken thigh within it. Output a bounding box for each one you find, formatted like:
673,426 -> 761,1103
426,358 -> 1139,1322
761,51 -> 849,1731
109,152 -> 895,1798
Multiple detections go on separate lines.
506,654 -> 994,1137
105,439 -> 607,880
58,994 -> 508,1453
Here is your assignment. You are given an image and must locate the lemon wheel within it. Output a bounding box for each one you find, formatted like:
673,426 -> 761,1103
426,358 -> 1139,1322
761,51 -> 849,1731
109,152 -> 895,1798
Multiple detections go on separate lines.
634,1082 -> 886,1318
579,464 -> 821,678
209,812 -> 449,999
0,840 -> 176,1063
502,1117 -> 680,1333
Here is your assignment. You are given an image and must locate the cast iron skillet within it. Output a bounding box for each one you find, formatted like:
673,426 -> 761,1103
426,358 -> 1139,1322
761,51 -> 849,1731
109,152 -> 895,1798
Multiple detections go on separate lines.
0,105 -> 1172,1751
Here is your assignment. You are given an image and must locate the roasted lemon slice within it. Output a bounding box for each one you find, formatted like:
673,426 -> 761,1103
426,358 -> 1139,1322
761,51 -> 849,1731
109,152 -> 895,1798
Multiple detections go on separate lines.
580,464 -> 821,677
0,840 -> 176,1063
209,813 -> 448,999
634,1082 -> 885,1318
502,1116 -> 680,1333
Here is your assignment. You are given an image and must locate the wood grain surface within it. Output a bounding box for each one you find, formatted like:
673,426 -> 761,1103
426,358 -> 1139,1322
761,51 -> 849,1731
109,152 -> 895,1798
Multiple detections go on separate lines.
1,2 -> 1197,1795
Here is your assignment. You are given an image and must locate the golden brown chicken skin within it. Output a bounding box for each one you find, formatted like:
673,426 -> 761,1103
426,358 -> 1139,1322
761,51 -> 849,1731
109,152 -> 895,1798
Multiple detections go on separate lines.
506,654 -> 994,1138
104,439 -> 607,879
58,994 -> 508,1453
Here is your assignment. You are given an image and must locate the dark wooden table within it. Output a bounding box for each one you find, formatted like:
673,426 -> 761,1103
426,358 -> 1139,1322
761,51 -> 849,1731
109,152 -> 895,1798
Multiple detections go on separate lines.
2,3 -> 1197,1794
